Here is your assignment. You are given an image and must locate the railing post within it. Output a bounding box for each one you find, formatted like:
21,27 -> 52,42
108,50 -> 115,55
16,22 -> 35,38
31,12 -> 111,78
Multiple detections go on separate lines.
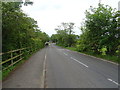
11,52 -> 13,66
20,49 -> 21,60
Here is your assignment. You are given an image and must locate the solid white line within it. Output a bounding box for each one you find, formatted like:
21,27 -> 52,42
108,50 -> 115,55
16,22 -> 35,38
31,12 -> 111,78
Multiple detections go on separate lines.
45,54 -> 47,60
107,78 -> 119,86
70,57 -> 88,68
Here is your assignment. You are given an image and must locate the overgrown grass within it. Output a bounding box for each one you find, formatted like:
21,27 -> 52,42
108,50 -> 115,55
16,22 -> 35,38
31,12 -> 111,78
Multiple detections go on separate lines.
56,44 -> 64,47
66,47 -> 77,51
57,44 -> 77,51
65,47 -> 119,64
83,52 -> 119,63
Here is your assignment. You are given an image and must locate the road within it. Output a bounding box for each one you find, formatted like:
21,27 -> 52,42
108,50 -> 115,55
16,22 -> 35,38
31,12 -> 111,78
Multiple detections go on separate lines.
3,43 -> 119,88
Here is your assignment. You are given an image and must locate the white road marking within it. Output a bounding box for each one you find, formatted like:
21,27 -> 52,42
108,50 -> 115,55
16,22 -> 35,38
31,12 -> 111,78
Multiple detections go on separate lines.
70,50 -> 118,65
45,54 -> 47,60
41,53 -> 47,88
107,78 -> 119,86
70,57 -> 88,68
63,53 -> 68,56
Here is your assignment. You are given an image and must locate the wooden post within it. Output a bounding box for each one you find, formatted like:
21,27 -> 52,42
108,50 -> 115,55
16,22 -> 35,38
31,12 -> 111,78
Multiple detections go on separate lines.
11,52 -> 13,66
20,49 -> 21,60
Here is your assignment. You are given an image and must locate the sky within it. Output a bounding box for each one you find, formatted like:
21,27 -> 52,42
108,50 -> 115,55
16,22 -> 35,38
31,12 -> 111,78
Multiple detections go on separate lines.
21,0 -> 120,36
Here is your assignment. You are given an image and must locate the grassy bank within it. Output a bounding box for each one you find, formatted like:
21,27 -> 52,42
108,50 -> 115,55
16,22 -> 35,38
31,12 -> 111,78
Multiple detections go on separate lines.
64,47 -> 119,64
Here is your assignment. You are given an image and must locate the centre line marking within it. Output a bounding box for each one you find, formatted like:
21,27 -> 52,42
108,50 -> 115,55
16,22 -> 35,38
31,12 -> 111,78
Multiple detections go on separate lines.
70,57 -> 88,68
107,78 -> 119,86
45,54 -> 47,60
41,53 -> 47,88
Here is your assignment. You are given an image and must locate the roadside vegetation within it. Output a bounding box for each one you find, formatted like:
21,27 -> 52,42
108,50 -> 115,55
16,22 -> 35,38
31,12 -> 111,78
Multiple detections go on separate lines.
2,1 -> 49,79
2,2 -> 49,53
1,2 -> 120,80
51,4 -> 120,63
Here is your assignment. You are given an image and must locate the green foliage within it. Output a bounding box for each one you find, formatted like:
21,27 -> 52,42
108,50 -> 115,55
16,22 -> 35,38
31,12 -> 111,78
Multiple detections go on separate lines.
77,4 -> 120,57
2,2 -> 49,79
66,47 -> 77,51
83,51 -> 119,63
99,47 -> 107,55
2,2 -> 49,53
51,22 -> 77,47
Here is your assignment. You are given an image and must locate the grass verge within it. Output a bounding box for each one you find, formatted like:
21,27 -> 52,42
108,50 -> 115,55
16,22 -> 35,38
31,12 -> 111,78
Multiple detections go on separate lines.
66,47 -> 77,51
64,47 -> 119,64
82,52 -> 119,63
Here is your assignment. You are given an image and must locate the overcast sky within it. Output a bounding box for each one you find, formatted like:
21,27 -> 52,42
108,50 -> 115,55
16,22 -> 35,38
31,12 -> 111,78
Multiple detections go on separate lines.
21,0 -> 119,36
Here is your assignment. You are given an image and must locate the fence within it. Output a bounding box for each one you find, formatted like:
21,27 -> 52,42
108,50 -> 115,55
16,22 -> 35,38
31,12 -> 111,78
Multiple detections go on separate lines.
0,47 -> 32,71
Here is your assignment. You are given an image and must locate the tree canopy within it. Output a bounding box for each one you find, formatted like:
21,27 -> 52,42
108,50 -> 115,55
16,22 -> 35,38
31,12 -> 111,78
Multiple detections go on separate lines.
51,22 -> 78,47
2,2 -> 49,52
76,4 -> 120,57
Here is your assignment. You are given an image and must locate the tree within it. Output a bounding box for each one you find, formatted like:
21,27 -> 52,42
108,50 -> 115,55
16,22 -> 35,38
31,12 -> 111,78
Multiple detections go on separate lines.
77,4 -> 119,55
2,2 -> 49,52
51,22 -> 77,47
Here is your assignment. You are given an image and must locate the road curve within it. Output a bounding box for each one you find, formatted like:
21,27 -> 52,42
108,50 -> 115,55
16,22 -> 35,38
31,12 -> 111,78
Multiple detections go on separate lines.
2,44 -> 119,88
45,44 -> 118,88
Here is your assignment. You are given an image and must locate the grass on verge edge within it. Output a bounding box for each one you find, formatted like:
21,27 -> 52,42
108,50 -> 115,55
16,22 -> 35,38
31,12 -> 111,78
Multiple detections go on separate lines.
65,47 -> 119,64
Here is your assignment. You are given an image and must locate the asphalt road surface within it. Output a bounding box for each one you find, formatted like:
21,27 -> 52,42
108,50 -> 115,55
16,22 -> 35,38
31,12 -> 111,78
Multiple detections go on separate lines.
3,43 -> 119,88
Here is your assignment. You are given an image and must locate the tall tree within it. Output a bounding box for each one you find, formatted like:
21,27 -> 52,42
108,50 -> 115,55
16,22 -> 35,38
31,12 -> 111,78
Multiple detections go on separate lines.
77,4 -> 119,55
2,2 -> 49,52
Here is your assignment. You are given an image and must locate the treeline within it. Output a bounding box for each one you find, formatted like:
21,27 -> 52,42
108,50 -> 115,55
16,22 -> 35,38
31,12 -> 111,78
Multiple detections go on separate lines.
51,22 -> 79,47
51,4 -> 120,62
2,2 -> 49,53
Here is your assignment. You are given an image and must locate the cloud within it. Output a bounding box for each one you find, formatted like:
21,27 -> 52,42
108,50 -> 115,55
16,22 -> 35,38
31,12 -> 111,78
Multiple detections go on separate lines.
21,0 -> 119,36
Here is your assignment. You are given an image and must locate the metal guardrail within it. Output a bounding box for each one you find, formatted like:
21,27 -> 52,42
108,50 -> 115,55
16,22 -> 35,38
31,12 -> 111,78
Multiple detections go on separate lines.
0,47 -> 31,71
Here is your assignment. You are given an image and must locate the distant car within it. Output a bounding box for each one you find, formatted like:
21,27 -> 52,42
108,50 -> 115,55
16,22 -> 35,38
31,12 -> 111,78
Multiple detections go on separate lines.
45,42 -> 49,46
